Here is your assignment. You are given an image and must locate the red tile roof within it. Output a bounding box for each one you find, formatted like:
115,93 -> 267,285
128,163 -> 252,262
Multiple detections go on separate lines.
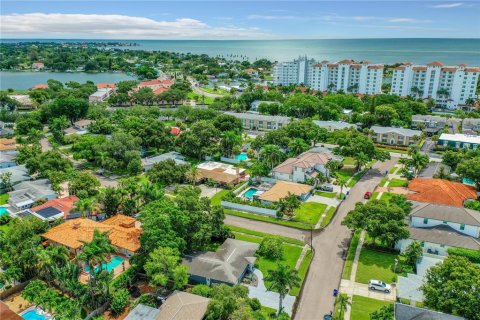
32,84 -> 48,89
244,68 -> 257,73
465,67 -> 480,72
351,65 -> 362,69
427,61 -> 444,67
327,64 -> 338,68
320,60 -> 329,64
312,63 -> 323,68
441,67 -> 458,72
31,195 -> 79,219
458,64 -> 467,67
368,65 -> 384,69
413,67 -> 427,71
170,127 -> 181,135
407,178 -> 477,207
337,60 -> 353,64
0,301 -> 22,320
153,87 -> 168,95
140,79 -> 163,86
395,66 -> 406,71
97,83 -> 116,89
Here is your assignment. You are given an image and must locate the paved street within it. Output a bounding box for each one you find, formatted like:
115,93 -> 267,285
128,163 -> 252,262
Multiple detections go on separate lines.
294,157 -> 398,320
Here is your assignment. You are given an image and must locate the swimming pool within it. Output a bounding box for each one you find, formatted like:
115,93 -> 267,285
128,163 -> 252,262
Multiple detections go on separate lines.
84,255 -> 126,273
0,207 -> 9,216
235,153 -> 248,161
244,188 -> 258,199
21,307 -> 50,320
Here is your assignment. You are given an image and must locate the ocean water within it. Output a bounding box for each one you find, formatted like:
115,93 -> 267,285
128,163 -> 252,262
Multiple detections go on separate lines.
2,38 -> 480,65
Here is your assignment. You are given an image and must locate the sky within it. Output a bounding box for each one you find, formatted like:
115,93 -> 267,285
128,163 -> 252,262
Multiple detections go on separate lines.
1,1 -> 479,39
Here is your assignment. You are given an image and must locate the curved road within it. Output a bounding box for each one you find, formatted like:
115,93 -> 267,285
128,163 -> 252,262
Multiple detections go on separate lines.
224,158 -> 398,319
187,77 -> 224,98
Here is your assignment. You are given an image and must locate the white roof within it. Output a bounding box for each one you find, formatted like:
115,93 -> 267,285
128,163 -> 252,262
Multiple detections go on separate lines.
439,133 -> 480,144
371,126 -> 422,137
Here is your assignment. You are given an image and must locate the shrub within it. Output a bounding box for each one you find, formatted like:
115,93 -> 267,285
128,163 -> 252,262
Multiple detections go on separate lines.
137,294 -> 156,308
447,247 -> 480,263
0,215 -> 11,225
258,236 -> 284,260
192,284 -> 212,297
111,288 -> 130,315
249,298 -> 261,311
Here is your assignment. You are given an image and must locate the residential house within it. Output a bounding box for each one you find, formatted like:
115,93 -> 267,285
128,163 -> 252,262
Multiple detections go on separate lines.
8,179 -> 57,211
0,121 -> 14,136
96,83 -> 116,90
313,120 -> 357,132
223,111 -> 292,131
370,126 -> 422,146
258,180 -> 313,203
407,178 -> 477,207
196,161 -> 246,186
244,68 -> 259,77
396,202 -> 480,256
10,95 -> 35,110
24,195 -> 80,221
32,84 -> 48,90
272,149 -> 332,183
42,214 -> 141,257
89,88 -> 113,103
125,291 -> 210,320
437,133 -> 480,149
183,238 -> 258,286
0,153 -> 17,169
0,138 -> 18,154
0,165 -> 30,190
411,115 -> 447,135
394,303 -> 466,320
63,119 -> 93,135
462,118 -> 480,135
142,152 -> 187,171
31,62 -> 45,70
138,79 -> 173,95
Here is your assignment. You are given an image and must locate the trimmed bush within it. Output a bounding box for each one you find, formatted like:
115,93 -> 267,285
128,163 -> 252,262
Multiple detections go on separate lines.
111,288 -> 130,315
258,236 -> 284,260
447,247 -> 480,263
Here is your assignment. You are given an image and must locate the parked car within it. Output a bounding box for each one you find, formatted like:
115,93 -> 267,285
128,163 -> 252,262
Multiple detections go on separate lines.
368,279 -> 391,293
319,184 -> 334,192
364,191 -> 372,199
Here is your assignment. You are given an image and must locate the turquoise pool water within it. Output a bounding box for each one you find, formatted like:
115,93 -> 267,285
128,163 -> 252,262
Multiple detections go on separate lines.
235,153 -> 248,161
244,188 -> 258,199
21,309 -> 47,320
463,178 -> 475,185
84,255 -> 125,273
0,207 -> 9,216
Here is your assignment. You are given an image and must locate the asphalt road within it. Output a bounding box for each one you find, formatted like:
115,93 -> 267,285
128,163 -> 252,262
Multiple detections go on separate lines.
294,157 -> 398,319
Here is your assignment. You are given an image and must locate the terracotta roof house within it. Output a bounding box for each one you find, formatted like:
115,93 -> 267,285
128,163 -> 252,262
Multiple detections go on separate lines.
32,84 -> 48,89
170,126 -> 181,135
407,178 -> 477,207
196,161 -> 246,186
258,180 -> 313,203
183,238 -> 258,285
124,291 -> 210,320
96,83 -> 116,89
42,215 -> 141,256
0,138 -> 17,152
29,195 -> 80,221
138,79 -> 173,94
273,150 -> 332,183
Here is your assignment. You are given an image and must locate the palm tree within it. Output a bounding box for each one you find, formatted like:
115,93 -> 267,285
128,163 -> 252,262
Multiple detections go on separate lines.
186,166 -> 199,186
407,144 -> 420,157
326,160 -> 341,181
278,193 -> 301,219
337,176 -> 349,199
353,152 -> 369,172
410,152 -> 429,177
465,97 -> 476,110
74,198 -> 94,218
260,144 -> 284,170
288,138 -> 308,156
222,131 -> 241,157
335,294 -> 351,319
264,264 -> 300,316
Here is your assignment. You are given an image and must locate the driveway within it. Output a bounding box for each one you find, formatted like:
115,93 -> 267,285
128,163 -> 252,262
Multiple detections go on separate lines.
198,184 -> 220,198
294,157 -> 398,319
246,269 -> 296,315
339,279 -> 396,302
307,195 -> 340,208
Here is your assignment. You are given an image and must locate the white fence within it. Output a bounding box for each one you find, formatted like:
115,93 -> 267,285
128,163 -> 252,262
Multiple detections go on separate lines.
221,201 -> 278,217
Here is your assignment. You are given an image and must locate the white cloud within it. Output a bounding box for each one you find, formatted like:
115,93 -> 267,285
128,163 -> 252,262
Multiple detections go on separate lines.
432,2 -> 464,8
0,13 -> 271,39
247,14 -> 430,24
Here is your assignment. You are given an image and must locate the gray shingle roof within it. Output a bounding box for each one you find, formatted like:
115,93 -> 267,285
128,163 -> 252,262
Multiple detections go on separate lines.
412,115 -> 447,123
407,225 -> 480,250
371,126 -> 422,137
0,165 -> 29,185
157,291 -> 210,320
410,202 -> 480,226
182,238 -> 258,284
142,152 -> 187,170
313,120 -> 357,130
124,304 -> 160,320
223,111 -> 292,124
394,303 -> 465,320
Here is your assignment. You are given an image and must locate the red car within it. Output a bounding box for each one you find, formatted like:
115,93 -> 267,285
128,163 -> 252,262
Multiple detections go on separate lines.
364,191 -> 372,199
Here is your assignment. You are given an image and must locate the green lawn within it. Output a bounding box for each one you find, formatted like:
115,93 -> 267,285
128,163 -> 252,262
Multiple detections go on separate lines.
379,177 -> 389,187
342,232 -> 360,279
187,91 -> 215,104
256,244 -> 303,295
355,248 -> 398,284
315,191 -> 336,198
348,171 -> 364,187
386,178 -> 408,188
389,166 -> 399,174
336,168 -> 356,181
0,193 -> 9,205
227,225 -> 304,246
379,192 -> 396,203
225,209 -> 312,229
232,232 -> 263,244
342,157 -> 356,166
320,206 -> 337,228
211,189 -> 229,206
350,295 -> 392,320
0,221 -> 12,233
293,202 -> 327,225
290,250 -> 313,296
199,86 -> 229,95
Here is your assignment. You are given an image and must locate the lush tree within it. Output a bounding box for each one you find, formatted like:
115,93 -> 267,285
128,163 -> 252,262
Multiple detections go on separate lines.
68,170 -> 100,198
441,150 -> 462,171
260,144 -> 284,170
403,241 -> 423,271
177,120 -> 221,159
135,65 -> 158,79
288,138 -> 309,156
46,96 -> 89,124
282,93 -> 320,118
25,150 -> 73,178
258,236 -> 284,260
146,159 -> 190,185
221,131 -> 242,157
278,193 -> 301,218
213,114 -> 243,132
421,256 -> 480,320
375,105 -> 399,126
335,294 -> 351,320
264,264 -> 300,315
370,304 -> 394,320
456,157 -> 480,189
144,247 -> 188,289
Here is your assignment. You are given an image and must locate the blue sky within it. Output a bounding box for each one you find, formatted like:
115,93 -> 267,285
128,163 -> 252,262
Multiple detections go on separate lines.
1,1 -> 479,39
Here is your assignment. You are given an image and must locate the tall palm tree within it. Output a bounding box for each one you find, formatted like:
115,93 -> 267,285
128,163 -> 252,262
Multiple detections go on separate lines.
288,138 -> 308,156
337,176 -> 349,199
410,152 -> 429,177
407,144 -> 420,157
353,152 -> 369,172
222,131 -> 241,157
335,294 -> 351,319
74,198 -> 94,218
260,144 -> 284,170
264,264 -> 300,316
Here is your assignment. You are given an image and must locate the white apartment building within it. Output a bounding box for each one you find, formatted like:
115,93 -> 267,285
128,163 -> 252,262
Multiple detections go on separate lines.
272,56 -> 315,86
391,61 -> 480,109
273,57 -> 384,95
